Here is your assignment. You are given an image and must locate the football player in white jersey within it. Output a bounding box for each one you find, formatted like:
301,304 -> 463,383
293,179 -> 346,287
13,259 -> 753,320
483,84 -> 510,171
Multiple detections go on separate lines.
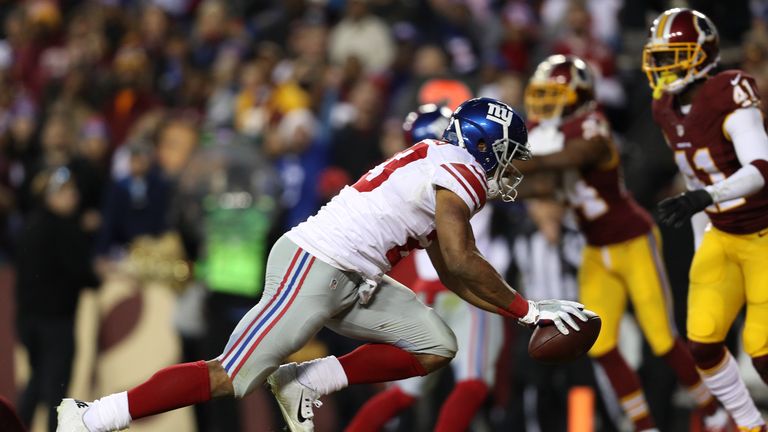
56,97 -> 588,432
348,105 -> 506,432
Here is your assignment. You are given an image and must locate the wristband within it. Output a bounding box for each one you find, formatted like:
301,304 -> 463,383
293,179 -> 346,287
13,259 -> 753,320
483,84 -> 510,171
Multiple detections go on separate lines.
496,294 -> 529,318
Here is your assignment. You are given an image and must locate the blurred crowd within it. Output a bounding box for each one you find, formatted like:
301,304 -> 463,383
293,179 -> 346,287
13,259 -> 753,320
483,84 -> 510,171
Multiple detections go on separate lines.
3,0 -> 768,431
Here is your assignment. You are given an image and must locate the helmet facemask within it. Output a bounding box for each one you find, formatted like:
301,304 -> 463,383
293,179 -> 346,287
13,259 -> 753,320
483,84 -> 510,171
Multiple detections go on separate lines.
524,82 -> 576,122
642,42 -> 713,99
486,137 -> 531,202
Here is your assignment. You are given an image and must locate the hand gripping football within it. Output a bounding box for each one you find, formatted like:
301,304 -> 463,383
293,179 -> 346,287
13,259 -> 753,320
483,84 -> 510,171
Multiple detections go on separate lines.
528,310 -> 601,364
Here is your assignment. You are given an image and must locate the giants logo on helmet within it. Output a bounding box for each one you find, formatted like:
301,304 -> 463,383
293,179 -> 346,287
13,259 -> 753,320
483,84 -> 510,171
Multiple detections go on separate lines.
486,103 -> 512,126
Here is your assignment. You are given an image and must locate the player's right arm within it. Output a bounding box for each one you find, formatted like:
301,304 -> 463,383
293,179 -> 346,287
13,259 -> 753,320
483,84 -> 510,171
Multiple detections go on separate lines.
706,106 -> 768,202
430,187 -> 586,334
426,237 -> 499,313
517,135 -> 611,174
512,118 -> 611,198
513,170 -> 561,199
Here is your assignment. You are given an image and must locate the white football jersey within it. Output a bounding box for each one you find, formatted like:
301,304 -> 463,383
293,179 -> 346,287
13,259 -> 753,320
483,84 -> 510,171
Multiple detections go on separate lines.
286,140 -> 488,281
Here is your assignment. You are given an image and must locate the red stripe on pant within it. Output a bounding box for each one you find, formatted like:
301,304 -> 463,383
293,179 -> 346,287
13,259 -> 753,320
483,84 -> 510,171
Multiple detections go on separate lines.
230,256 -> 316,378
221,249 -> 302,366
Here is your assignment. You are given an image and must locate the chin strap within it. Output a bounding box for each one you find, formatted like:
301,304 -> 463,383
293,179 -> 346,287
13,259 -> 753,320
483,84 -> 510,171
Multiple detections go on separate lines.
653,73 -> 680,100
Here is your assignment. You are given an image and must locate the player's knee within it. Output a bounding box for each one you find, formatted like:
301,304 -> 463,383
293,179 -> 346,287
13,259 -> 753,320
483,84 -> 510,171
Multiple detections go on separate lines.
443,330 -> 458,359
425,314 -> 458,359
688,341 -> 726,370
751,355 -> 768,385
687,309 -> 720,341
405,307 -> 456,367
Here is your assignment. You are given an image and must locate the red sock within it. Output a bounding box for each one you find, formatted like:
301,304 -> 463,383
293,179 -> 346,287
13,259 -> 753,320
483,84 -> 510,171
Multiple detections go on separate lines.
434,379 -> 488,432
345,387 -> 416,432
127,360 -> 212,419
338,344 -> 428,385
662,338 -> 717,415
596,349 -> 656,430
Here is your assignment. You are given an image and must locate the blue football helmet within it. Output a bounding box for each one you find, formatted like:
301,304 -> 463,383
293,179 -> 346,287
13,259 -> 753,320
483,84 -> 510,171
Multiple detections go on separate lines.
442,97 -> 531,202
403,104 -> 453,144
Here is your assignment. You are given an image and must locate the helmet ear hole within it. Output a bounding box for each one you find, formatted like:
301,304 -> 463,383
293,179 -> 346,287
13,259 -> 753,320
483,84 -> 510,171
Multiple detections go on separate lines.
477,140 -> 487,152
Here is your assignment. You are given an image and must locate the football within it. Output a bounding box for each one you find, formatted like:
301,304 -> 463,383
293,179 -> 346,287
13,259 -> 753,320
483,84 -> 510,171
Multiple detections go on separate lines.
528,312 -> 602,365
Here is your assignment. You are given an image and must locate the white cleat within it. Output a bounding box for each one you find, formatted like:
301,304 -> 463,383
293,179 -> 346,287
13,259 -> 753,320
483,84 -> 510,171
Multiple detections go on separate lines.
267,363 -> 322,432
56,398 -> 91,432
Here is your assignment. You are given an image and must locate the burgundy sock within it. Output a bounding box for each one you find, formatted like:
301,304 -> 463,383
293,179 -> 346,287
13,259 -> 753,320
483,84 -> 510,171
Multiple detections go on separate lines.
338,344 -> 428,385
0,396 -> 25,432
127,360 -> 212,419
662,338 -> 717,415
434,380 -> 489,432
345,387 -> 416,432
597,349 -> 656,430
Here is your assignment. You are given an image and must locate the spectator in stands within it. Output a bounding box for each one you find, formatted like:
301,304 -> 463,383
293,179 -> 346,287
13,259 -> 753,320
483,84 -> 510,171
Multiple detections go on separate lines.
499,0 -> 539,74
155,116 -> 200,179
234,60 -> 272,139
204,45 -> 243,131
94,141 -> 170,272
15,166 -> 98,432
190,0 -> 236,70
742,23 -> 768,102
329,78 -> 384,180
550,0 -> 625,115
103,44 -> 160,148
0,76 -> 37,166
75,116 -> 109,186
479,72 -> 525,112
95,114 -> 197,275
392,43 -> 474,117
328,0 -> 395,74
139,5 -> 171,60
22,111 -> 104,232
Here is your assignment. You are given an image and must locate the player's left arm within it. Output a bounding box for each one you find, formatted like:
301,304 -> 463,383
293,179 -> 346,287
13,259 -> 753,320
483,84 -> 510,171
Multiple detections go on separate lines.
658,106 -> 768,227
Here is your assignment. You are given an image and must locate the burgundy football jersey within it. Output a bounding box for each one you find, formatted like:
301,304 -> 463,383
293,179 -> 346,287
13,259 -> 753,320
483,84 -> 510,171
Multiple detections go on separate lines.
652,70 -> 768,234
557,109 -> 653,246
